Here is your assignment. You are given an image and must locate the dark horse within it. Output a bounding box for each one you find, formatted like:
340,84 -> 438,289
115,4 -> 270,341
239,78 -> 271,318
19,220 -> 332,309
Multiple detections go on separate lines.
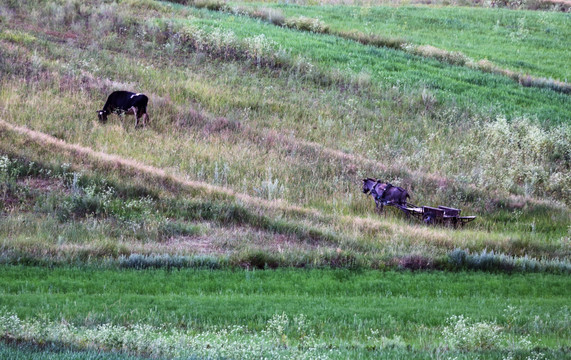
362,178 -> 410,213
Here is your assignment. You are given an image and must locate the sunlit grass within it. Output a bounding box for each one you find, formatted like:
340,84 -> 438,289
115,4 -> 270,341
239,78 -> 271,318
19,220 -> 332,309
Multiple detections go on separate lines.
1,25 -> 569,212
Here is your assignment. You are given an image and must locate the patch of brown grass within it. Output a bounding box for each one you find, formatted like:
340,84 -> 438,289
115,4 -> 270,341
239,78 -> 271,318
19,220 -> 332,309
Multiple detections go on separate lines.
17,177 -> 66,193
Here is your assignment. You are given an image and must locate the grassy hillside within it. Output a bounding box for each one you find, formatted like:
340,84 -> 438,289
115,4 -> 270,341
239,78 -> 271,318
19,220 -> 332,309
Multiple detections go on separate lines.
0,0 -> 569,358
177,1 -> 571,123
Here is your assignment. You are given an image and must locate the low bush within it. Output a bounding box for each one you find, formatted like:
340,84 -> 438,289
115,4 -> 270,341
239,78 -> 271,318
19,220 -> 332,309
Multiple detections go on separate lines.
284,16 -> 329,34
118,253 -> 226,269
157,221 -> 201,239
338,30 -> 406,50
405,44 -> 470,66
246,7 -> 286,26
396,254 -> 435,271
236,250 -> 280,269
448,248 -> 571,274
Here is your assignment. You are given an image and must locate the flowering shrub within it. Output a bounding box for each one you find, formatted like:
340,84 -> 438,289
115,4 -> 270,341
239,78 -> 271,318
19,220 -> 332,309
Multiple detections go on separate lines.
442,315 -> 503,351
284,16 -> 330,34
244,34 -> 278,66
0,155 -> 15,201
0,155 -> 24,185
0,311 -> 333,359
457,117 -> 570,204
442,314 -> 536,353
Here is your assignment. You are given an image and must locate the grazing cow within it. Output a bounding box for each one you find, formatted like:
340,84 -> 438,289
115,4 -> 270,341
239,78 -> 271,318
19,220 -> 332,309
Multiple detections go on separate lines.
362,178 -> 410,213
97,91 -> 150,128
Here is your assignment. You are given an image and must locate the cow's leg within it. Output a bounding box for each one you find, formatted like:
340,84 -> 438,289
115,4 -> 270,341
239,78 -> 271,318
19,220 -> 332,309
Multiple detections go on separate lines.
119,108 -> 129,127
141,113 -> 149,127
130,106 -> 139,128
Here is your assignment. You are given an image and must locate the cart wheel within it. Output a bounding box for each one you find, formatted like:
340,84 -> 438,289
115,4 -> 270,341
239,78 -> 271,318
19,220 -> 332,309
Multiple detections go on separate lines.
423,214 -> 434,225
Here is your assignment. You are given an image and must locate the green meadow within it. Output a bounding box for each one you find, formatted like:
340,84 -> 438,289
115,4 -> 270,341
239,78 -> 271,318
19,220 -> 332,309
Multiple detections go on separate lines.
228,2 -> 571,80
176,1 -> 571,124
0,0 -> 569,358
1,267 -> 570,358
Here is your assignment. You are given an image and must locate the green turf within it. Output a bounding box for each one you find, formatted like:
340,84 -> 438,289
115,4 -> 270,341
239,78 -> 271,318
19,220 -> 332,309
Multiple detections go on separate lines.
1,266 -> 569,346
178,5 -> 571,125
230,3 -> 571,81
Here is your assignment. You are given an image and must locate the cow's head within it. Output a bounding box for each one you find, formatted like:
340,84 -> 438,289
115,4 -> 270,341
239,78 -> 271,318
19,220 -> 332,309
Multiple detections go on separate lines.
97,110 -> 109,122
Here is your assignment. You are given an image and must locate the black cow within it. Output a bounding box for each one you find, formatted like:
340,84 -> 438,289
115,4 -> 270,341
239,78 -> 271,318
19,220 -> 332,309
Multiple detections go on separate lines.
97,91 -> 150,128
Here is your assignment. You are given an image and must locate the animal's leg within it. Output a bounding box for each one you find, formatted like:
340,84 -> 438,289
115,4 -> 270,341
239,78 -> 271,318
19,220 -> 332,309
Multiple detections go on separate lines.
141,113 -> 149,127
375,202 -> 384,215
130,106 -> 139,128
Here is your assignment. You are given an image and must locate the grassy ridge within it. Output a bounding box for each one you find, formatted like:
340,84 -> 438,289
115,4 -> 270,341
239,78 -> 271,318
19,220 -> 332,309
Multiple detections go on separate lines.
227,0 -> 571,11
1,149 -> 569,270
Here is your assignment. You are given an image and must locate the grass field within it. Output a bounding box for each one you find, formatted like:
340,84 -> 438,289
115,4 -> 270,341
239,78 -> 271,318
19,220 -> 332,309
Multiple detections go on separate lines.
1,267 -> 570,358
0,0 -> 569,358
176,2 -> 571,124
227,2 -> 571,81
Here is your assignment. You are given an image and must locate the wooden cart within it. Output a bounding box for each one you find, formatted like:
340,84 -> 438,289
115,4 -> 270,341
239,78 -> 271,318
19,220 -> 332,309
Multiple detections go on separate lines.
390,203 -> 476,227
